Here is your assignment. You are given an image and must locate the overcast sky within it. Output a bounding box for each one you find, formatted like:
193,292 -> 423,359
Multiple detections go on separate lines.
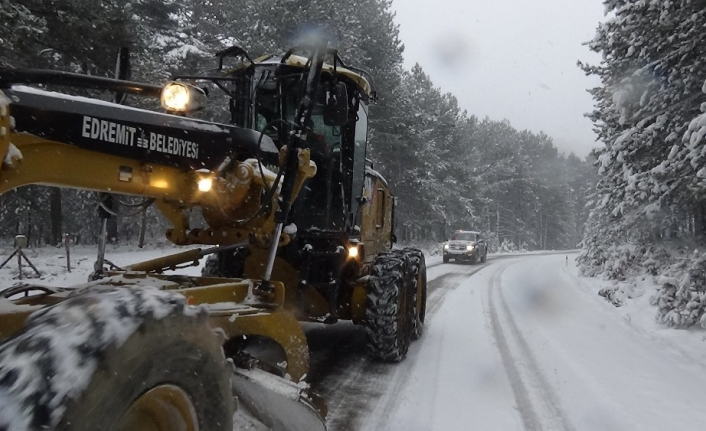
390,0 -> 606,157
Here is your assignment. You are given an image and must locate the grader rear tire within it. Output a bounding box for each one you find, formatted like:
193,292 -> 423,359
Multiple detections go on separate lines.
202,248 -> 247,278
0,287 -> 234,431
365,252 -> 414,362
403,248 -> 427,341
202,253 -> 222,276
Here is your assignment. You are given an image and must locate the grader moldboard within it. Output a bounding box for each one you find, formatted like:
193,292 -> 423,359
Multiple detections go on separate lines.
0,42 -> 427,431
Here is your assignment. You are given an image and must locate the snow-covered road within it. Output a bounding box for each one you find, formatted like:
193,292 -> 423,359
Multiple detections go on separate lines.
3,248 -> 706,430
310,254 -> 706,431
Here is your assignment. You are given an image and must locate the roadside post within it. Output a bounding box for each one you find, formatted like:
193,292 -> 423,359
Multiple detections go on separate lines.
65,233 -> 71,272
0,235 -> 41,280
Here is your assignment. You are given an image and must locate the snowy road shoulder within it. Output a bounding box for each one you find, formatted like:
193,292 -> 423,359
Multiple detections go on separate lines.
365,253 -> 706,431
365,257 -> 529,431
7,247 -> 706,431
0,245 -> 205,288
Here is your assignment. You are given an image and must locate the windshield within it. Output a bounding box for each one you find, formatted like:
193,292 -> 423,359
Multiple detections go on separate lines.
254,78 -> 342,142
277,78 -> 348,230
351,101 -> 368,213
451,232 -> 477,241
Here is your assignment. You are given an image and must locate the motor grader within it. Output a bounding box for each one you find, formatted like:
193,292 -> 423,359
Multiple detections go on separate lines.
0,42 -> 427,431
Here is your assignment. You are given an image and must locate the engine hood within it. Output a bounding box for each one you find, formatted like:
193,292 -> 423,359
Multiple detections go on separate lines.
447,240 -> 477,246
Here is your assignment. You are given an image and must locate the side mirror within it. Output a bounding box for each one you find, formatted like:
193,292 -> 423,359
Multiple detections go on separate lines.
324,81 -> 348,126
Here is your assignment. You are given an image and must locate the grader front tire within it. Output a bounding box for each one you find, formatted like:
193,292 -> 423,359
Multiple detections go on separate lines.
365,253 -> 414,362
403,248 -> 427,341
0,287 -> 234,431
202,248 -> 247,278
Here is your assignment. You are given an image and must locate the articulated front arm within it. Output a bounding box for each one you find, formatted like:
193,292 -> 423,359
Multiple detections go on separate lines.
0,87 -> 316,248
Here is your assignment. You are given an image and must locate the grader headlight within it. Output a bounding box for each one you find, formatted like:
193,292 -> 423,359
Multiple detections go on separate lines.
347,243 -> 363,260
161,82 -> 207,112
195,170 -> 214,192
198,177 -> 213,192
348,246 -> 359,258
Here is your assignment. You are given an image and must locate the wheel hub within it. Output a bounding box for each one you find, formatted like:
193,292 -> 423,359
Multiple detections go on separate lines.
116,384 -> 199,431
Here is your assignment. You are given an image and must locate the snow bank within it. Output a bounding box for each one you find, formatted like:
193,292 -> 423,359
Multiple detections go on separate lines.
0,245 -> 206,288
578,236 -> 706,332
567,254 -> 706,364
650,251 -> 706,329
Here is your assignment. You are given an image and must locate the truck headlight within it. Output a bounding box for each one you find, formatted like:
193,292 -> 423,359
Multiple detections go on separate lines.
466,245 -> 474,251
444,244 -> 449,250
161,82 -> 207,112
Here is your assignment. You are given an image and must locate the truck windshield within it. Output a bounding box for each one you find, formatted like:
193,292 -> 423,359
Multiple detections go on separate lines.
451,233 -> 477,241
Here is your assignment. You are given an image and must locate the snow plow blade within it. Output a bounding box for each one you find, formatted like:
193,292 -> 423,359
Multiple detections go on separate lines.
232,368 -> 327,431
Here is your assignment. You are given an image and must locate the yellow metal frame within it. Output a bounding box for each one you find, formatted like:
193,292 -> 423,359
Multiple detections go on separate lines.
223,55 -> 373,98
282,55 -> 373,97
0,133 -> 315,248
0,93 -> 319,382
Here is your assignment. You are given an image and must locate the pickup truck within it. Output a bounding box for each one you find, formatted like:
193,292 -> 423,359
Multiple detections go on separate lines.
442,230 -> 488,264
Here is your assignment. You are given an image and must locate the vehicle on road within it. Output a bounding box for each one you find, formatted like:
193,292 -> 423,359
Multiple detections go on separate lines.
443,230 -> 488,264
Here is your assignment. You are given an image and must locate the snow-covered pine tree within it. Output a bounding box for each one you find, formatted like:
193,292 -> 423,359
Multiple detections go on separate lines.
579,0 -> 706,324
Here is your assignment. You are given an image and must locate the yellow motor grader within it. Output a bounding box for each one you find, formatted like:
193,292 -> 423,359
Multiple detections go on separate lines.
0,42 -> 426,431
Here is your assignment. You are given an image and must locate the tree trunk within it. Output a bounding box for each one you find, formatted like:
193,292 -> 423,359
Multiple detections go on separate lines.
138,209 -> 147,248
25,210 -> 31,245
543,219 -> 549,250
107,218 -> 118,244
101,194 -> 118,244
50,187 -> 63,246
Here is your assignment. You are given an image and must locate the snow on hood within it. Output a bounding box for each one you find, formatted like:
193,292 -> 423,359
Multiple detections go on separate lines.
447,240 -> 477,245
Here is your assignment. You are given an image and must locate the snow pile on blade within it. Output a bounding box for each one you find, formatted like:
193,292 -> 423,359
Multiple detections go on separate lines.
2,143 -> 22,166
232,368 -> 326,431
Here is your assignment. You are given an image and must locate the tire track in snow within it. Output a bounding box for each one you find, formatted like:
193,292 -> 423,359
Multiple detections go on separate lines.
363,262 -> 493,430
310,261 -> 485,431
425,269 -> 480,315
488,261 -> 576,431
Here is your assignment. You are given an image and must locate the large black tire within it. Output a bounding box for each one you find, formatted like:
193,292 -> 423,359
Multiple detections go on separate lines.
0,287 -> 234,431
202,253 -> 222,276
481,252 -> 487,263
443,255 -> 449,264
202,248 -> 247,278
404,248 -> 427,341
365,252 -> 414,362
